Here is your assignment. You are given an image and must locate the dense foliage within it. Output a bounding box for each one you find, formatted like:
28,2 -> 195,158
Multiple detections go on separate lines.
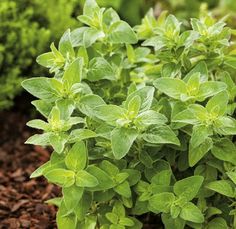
0,0 -> 79,109
0,0 -> 154,110
1,0 -> 235,110
23,0 -> 236,228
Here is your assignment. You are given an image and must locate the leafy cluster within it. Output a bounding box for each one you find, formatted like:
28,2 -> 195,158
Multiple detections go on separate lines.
0,0 -> 79,109
23,0 -> 236,228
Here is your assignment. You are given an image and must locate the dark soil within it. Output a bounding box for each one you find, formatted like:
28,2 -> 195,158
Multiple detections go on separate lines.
0,109 -> 162,229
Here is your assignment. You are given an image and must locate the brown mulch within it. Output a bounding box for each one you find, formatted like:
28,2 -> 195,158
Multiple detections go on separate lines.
0,111 -> 60,229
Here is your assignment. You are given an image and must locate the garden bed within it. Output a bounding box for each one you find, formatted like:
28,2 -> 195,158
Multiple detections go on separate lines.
0,111 -> 161,229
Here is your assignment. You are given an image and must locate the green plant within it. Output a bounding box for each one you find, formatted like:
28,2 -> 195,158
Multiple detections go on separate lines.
0,0 -> 79,110
23,0 -> 236,228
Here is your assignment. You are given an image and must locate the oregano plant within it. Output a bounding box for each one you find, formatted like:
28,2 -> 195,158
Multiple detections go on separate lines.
22,0 -> 236,228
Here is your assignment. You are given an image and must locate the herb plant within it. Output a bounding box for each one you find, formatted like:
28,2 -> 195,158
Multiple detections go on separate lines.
23,0 -> 236,228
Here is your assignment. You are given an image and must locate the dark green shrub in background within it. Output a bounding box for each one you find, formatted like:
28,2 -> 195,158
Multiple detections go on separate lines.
0,0 -> 49,109
0,0 -> 79,109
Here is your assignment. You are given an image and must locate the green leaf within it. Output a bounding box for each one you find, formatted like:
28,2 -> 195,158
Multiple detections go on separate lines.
45,197 -> 62,207
125,86 -> 155,112
172,109 -> 198,125
142,36 -> 165,51
114,181 -> 131,198
205,180 -> 235,197
211,138 -> 236,165
78,15 -> 94,27
49,133 -> 68,154
86,165 -> 115,191
180,202 -> 204,223
115,172 -> 129,184
25,133 -> 51,146
136,110 -> 167,126
225,57 -> 236,69
63,58 -> 83,88
226,172 -> 236,185
103,8 -> 120,26
186,72 -> 201,97
170,205 -> 181,219
100,160 -> 119,176
110,224 -> 125,229
108,21 -> 138,44
183,61 -> 208,82
174,176 -> 204,201
70,27 -> 88,47
36,52 -> 54,68
32,100 -> 53,118
122,169 -> 141,186
206,91 -> 228,116
190,125 -> 211,149
113,201 -> 126,217
151,170 -> 172,186
44,169 -> 75,187
127,95 -> 141,117
188,104 -> 209,122
77,46 -> 89,67
30,161 -> 51,178
74,192 -> 92,220
111,128 -> 138,159
119,217 -> 134,227
83,0 -> 99,17
143,126 -> 180,145
206,207 -> 222,218
197,82 -> 227,100
26,119 -> 49,131
189,137 -> 213,166
59,29 -> 74,57
94,105 -> 125,122
154,78 -> 187,100
83,28 -> 105,47
87,57 -> 116,81
206,217 -> 228,229
22,77 -> 62,101
149,192 -> 175,213
79,215 -> 97,229
106,212 -> 119,224
75,170 -> 98,187
57,212 -> 77,229
214,116 -> 236,135
164,14 -> 181,34
49,106 -> 60,122
78,94 -> 105,117
179,31 -> 199,48
65,141 -> 87,172
126,44 -> 135,63
69,129 -> 97,142
56,99 -> 75,121
62,185 -> 83,210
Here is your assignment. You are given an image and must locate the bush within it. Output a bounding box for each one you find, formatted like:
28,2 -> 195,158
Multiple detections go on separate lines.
0,0 -> 79,109
23,0 -> 236,228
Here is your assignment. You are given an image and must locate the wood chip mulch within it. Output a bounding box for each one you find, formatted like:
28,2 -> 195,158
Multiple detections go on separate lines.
0,111 -> 60,229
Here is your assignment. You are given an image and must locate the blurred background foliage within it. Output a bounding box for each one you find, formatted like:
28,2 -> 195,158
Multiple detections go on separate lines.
0,0 -> 236,110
